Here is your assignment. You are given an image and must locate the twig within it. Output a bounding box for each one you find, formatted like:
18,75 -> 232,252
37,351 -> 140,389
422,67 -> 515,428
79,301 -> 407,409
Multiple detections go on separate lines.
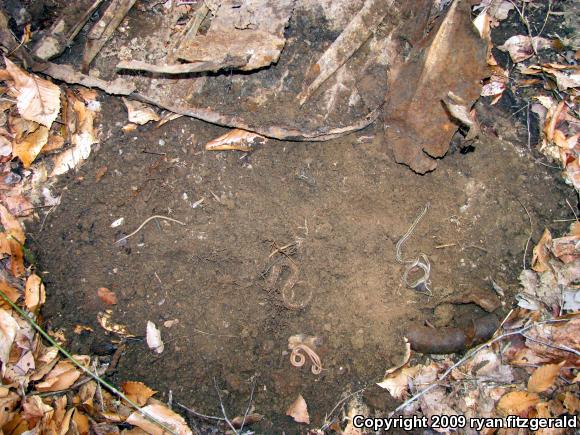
176,401 -> 225,421
239,379 -> 256,433
213,378 -> 238,434
522,333 -> 580,357
0,289 -> 179,435
516,199 -> 533,270
389,319 -> 568,416
320,388 -> 367,431
115,215 -> 186,244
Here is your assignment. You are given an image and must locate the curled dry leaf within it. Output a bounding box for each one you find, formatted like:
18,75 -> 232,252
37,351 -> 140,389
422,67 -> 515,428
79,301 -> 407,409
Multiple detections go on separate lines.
97,309 -> 134,337
528,362 -> 564,393
122,381 -> 157,406
24,274 -> 46,312
146,321 -> 164,354
126,403 -> 192,435
122,98 -> 160,125
497,391 -> 540,416
377,338 -> 417,400
21,395 -> 53,428
97,287 -> 117,305
0,308 -> 20,373
205,128 -> 266,152
532,229 -> 553,273
12,125 -> 49,168
286,394 -> 310,424
231,413 -> 264,429
50,95 -> 98,177
498,35 -> 552,63
0,280 -> 21,308
4,58 -> 61,128
35,360 -> 82,392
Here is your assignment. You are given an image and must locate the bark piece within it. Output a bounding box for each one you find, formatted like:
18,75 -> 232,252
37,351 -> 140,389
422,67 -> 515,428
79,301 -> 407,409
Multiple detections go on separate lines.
32,0 -> 104,60
82,0 -> 137,71
298,0 -> 396,105
384,0 -> 489,173
176,0 -> 295,71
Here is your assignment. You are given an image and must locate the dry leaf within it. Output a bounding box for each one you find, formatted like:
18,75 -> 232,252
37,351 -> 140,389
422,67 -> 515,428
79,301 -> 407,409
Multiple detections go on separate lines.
21,395 -> 53,428
97,310 -> 134,337
36,360 -> 82,392
528,362 -> 564,393
205,129 -> 266,151
24,274 -> 46,312
286,394 -> 309,424
3,195 -> 34,217
497,391 -> 540,416
562,391 -> 580,414
0,280 -> 21,308
231,413 -> 264,428
42,135 -> 65,153
122,98 -> 160,125
50,97 -> 97,177
4,58 -> 61,128
95,166 -> 108,182
0,203 -> 25,245
12,125 -> 49,168
498,35 -> 552,63
97,287 -> 117,305
532,229 -> 553,273
126,403 -> 192,435
146,321 -> 164,354
122,381 -> 156,406
0,308 -> 20,373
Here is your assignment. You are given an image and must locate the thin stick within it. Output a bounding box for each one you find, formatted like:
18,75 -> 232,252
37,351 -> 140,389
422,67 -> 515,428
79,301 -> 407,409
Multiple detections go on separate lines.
0,289 -> 179,435
115,215 -> 186,244
516,199 -> 533,270
389,319 -> 567,416
176,402 -> 225,421
320,387 -> 367,431
239,379 -> 256,433
213,378 -> 238,434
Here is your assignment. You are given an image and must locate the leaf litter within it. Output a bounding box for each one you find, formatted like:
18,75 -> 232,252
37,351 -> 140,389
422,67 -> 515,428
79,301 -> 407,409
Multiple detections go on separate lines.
0,0 -> 578,433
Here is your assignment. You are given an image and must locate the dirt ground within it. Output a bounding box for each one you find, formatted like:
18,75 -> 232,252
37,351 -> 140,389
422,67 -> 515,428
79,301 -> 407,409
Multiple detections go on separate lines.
27,94 -> 571,431
12,0 -> 575,432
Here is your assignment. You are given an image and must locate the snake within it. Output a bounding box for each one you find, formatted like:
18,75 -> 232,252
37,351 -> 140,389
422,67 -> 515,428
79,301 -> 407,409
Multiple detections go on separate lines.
395,202 -> 433,295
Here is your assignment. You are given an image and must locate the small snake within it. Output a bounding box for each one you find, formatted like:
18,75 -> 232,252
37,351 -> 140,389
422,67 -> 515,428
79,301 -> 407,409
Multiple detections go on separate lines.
395,203 -> 432,295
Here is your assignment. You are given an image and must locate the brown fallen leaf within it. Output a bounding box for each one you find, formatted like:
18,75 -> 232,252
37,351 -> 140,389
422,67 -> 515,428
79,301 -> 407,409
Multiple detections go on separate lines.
95,166 -> 108,182
3,195 -> 34,217
0,308 -> 20,373
562,391 -> 580,414
122,381 -> 156,406
12,125 -> 49,168
97,287 -> 117,305
97,309 -> 134,337
41,134 -> 65,153
286,394 -> 310,424
21,395 -> 53,428
122,98 -> 160,125
0,280 -> 21,308
532,229 -> 553,273
205,128 -> 266,152
498,35 -> 553,63
4,58 -> 61,128
528,362 -> 564,393
35,360 -> 82,392
231,413 -> 264,429
126,403 -> 192,435
497,391 -> 540,416
24,274 -> 46,312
